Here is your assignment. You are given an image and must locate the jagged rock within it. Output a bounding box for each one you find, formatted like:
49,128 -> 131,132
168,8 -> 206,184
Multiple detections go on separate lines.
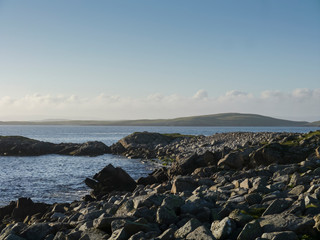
110,132 -> 175,158
174,218 -> 201,239
211,217 -> 236,240
169,153 -> 200,176
137,168 -> 168,185
237,220 -> 263,240
20,223 -> 51,240
85,164 -> 137,199
259,213 -> 315,234
217,149 -> 253,169
156,206 -> 177,225
171,176 -> 198,194
244,193 -> 262,205
262,199 -> 291,216
155,227 -> 175,240
229,209 -> 254,227
186,225 -> 215,240
261,231 -> 298,240
7,198 -> 49,222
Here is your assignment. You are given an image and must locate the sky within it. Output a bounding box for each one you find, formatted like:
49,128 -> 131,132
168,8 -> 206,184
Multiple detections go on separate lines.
0,0 -> 319,121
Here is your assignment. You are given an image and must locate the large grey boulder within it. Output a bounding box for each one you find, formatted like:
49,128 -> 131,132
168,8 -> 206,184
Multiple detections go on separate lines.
259,213 -> 315,234
174,218 -> 202,239
261,231 -> 298,240
171,176 -> 198,194
211,217 -> 236,240
237,220 -> 263,240
186,225 -> 215,240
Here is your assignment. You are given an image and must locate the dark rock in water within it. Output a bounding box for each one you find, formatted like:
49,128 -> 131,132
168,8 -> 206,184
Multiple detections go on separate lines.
85,164 -> 137,199
0,136 -> 56,156
0,136 -> 110,156
69,141 -> 111,156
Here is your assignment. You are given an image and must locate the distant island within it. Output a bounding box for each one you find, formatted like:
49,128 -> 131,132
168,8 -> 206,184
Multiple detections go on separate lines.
0,113 -> 319,127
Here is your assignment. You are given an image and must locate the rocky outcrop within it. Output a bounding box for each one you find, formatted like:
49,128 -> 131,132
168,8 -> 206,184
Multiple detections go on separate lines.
1,130 -> 320,239
0,136 -> 111,156
110,132 -> 188,158
85,164 -> 137,199
2,147 -> 320,239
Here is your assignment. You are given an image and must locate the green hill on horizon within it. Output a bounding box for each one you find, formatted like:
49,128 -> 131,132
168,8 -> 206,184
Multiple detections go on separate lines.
0,113 -> 311,127
308,121 -> 320,127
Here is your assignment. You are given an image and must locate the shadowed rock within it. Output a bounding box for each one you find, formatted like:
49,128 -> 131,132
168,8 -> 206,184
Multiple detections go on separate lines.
0,136 -> 111,156
85,164 -> 137,199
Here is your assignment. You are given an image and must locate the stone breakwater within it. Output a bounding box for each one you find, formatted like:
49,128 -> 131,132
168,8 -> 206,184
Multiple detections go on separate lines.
1,130 -> 320,239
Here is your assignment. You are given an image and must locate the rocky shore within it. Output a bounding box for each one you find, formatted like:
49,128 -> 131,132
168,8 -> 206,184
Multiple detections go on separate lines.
0,136 -> 111,156
1,130 -> 320,239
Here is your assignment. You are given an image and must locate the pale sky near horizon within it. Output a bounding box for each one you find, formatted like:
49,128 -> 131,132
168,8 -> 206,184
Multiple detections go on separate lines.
0,1 -> 319,121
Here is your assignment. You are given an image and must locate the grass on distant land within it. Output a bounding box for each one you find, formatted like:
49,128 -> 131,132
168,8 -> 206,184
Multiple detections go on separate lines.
281,130 -> 320,146
162,133 -> 196,139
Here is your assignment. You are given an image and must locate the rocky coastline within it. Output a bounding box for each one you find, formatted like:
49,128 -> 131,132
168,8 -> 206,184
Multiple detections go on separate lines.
1,130 -> 320,239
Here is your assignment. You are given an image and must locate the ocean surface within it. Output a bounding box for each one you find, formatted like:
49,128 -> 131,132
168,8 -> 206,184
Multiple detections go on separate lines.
0,125 -> 318,206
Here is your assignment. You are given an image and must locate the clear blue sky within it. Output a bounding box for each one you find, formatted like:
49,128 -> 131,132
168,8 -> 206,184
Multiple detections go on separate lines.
0,1 -> 319,121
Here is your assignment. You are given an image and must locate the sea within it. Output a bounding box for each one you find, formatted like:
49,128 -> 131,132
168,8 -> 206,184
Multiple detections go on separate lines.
0,125 -> 318,207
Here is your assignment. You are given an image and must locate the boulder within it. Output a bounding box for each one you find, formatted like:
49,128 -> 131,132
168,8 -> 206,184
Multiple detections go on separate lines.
261,231 -> 298,240
186,225 -> 215,240
211,217 -> 236,240
237,220 -> 263,240
259,213 -> 315,235
137,167 -> 168,185
169,153 -> 199,176
85,164 -> 137,199
171,176 -> 198,194
217,148 -> 253,169
156,206 -> 177,225
9,198 -> 49,222
174,218 -> 202,239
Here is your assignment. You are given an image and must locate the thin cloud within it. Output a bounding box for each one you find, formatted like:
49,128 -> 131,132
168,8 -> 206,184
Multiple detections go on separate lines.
0,88 -> 319,121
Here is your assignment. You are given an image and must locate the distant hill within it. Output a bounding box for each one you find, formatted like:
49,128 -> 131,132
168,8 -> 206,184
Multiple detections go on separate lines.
0,113 -> 311,126
308,121 -> 320,127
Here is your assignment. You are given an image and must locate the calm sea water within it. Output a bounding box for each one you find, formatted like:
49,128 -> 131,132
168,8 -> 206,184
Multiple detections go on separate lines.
0,125 -> 318,206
